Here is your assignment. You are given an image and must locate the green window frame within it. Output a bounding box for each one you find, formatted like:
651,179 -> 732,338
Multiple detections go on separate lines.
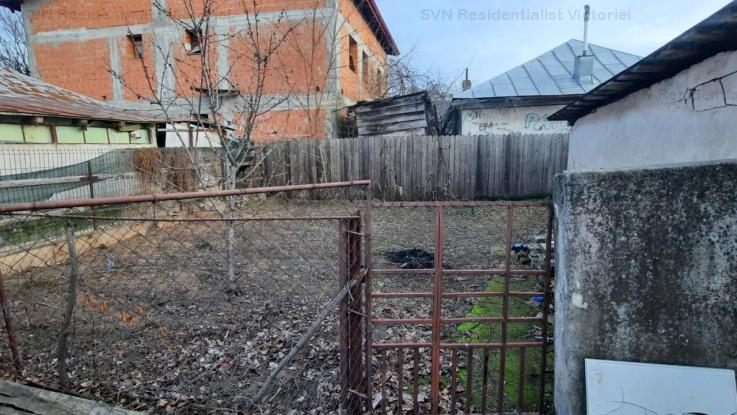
22,125 -> 53,144
0,124 -> 24,143
56,126 -> 86,144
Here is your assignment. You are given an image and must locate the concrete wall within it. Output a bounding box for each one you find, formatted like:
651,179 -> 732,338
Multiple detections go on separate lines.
162,123 -> 222,148
461,105 -> 570,135
553,161 -> 737,414
567,50 -> 737,171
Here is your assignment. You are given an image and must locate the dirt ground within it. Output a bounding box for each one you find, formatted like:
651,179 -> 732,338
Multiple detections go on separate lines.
0,200 -> 550,414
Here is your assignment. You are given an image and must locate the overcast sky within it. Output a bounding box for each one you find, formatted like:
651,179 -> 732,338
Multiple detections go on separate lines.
375,0 -> 733,88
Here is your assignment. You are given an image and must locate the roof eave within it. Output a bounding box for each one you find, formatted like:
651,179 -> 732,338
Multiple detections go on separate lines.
452,95 -> 584,109
0,1 -> 21,12
354,0 -> 399,56
0,110 -> 162,124
549,1 -> 737,124
349,90 -> 428,110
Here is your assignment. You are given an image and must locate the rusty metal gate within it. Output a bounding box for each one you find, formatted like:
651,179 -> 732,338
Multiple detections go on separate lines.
363,201 -> 554,414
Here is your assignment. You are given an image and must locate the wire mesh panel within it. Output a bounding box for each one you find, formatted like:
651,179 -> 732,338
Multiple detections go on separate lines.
368,202 -> 554,414
0,147 -> 225,205
0,182 -> 370,414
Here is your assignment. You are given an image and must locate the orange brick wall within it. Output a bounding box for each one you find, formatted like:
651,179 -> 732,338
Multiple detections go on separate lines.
118,35 -> 157,100
167,0 -> 324,19
340,0 -> 387,61
34,39 -> 113,101
247,109 -> 327,141
229,20 -> 328,95
172,32 -> 219,98
29,0 -> 151,32
338,0 -> 388,102
26,0 -> 392,139
339,26 -> 359,102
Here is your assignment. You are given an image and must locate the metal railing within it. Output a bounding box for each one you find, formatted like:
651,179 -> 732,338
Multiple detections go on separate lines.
367,201 -> 554,414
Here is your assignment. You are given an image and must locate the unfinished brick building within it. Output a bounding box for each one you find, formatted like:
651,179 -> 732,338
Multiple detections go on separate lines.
12,0 -> 398,141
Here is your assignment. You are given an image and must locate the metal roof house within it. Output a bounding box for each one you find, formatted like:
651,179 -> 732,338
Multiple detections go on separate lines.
549,0 -> 737,172
447,39 -> 641,136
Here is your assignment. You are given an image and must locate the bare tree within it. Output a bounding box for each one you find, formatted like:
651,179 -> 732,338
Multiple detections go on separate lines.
113,0 -> 302,293
0,8 -> 29,75
382,46 -> 463,125
57,225 -> 79,391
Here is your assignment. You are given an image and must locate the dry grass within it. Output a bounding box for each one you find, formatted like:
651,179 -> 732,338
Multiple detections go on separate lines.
132,148 -> 196,192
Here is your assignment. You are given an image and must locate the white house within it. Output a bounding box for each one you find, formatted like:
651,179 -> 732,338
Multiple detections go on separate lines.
549,2 -> 737,171
448,39 -> 641,136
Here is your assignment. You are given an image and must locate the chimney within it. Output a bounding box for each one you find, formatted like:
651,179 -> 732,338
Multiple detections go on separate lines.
462,68 -> 472,91
574,5 -> 595,84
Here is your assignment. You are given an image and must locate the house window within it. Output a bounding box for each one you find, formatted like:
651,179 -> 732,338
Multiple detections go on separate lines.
186,29 -> 202,54
362,51 -> 370,86
129,34 -> 144,59
348,36 -> 357,73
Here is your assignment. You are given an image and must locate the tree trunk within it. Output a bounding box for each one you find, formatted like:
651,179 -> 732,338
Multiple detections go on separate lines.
57,225 -> 79,392
224,164 -> 239,293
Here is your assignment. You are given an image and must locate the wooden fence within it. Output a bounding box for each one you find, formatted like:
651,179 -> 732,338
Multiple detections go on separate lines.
260,133 -> 569,200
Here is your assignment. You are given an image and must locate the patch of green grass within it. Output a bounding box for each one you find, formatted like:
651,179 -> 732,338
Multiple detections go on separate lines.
452,276 -> 548,411
405,375 -> 430,395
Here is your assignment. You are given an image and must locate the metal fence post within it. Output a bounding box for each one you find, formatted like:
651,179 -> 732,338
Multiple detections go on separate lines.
339,217 -> 364,414
431,207 -> 444,415
0,270 -> 23,376
86,160 -> 95,199
86,160 -> 98,230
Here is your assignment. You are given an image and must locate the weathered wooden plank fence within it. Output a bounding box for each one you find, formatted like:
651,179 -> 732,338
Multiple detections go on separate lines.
260,133 -> 569,200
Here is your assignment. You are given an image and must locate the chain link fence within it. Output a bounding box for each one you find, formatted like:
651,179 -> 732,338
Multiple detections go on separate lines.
0,182 -> 370,414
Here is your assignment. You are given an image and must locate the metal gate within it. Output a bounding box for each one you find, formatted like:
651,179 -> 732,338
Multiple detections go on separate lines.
364,201 -> 554,414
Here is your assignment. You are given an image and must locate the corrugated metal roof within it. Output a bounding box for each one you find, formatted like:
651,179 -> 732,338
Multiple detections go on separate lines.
550,1 -> 737,123
0,67 -> 161,123
454,39 -> 642,100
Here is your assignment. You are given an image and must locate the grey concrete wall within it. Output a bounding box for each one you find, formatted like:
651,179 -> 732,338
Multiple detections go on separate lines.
567,50 -> 737,172
553,161 -> 737,414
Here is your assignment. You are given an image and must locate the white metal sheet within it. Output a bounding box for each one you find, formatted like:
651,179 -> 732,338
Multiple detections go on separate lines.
586,359 -> 737,415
